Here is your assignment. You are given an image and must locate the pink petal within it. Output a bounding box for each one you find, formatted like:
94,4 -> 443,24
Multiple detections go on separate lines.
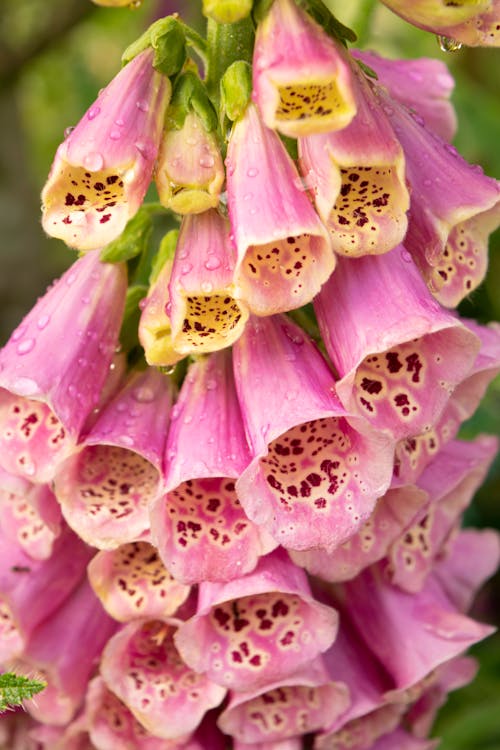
315,704 -> 405,750
0,481 -> 62,560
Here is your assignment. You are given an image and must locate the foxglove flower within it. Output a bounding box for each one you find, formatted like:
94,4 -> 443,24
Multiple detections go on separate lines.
252,0 -> 357,137
138,257 -> 182,368
299,64 -> 409,257
0,481 -> 62,560
21,578 -> 117,725
87,541 -> 190,622
100,619 -> 226,740
292,483 -> 428,582
41,50 -> 171,251
167,210 -> 249,355
314,248 -> 480,440
0,251 -> 127,484
387,435 -> 498,592
0,526 -> 92,663
352,51 -> 457,142
150,349 -> 276,584
156,112 -> 225,214
226,104 -> 335,316
218,658 -> 349,744
377,90 -> 500,306
233,315 -> 394,551
53,367 -> 173,549
174,549 -> 339,692
379,0 -> 500,47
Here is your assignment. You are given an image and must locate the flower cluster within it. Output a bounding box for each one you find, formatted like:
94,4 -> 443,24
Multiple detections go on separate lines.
1,0 -> 500,748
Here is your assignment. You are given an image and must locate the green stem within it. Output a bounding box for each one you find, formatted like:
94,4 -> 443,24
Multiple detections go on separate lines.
205,16 -> 255,109
178,22 -> 208,65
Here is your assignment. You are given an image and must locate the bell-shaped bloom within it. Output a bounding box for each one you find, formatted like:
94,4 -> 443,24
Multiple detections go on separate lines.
339,562 -> 494,693
218,658 -> 349,744
226,104 -> 335,316
0,252 -> 126,484
433,528 -> 500,613
352,51 -> 457,142
53,367 -> 173,549
174,549 -> 339,692
156,112 -> 225,214
41,50 -> 171,251
0,525 -> 92,663
100,619 -> 226,740
87,541 -> 191,622
150,350 -> 276,584
379,0 -> 500,47
292,483 -> 428,583
233,315 -> 394,551
299,65 -> 409,258
394,318 -> 500,485
138,258 -> 183,368
21,578 -> 117,725
252,0 -> 357,137
314,248 -> 480,441
388,436 -> 498,593
233,315 -> 395,551
0,480 -> 62,560
377,89 -> 500,306
167,210 -> 249,355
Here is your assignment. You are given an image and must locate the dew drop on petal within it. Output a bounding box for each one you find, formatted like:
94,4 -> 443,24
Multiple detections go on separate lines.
199,154 -> 215,168
437,35 -> 462,52
204,257 -> 221,271
132,386 -> 155,403
87,106 -> 101,121
13,377 -> 38,396
64,126 -> 75,139
37,315 -> 50,330
136,100 -> 149,112
109,130 -> 122,141
181,263 -> 193,275
201,281 -> 213,293
16,339 -> 35,355
83,152 -> 104,171
247,167 -> 259,177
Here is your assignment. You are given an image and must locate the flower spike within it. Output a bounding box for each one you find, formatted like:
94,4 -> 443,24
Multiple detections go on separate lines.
299,64 -> 410,257
41,50 -> 171,251
226,104 -> 335,316
252,0 -> 357,137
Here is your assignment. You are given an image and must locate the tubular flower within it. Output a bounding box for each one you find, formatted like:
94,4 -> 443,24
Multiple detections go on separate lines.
379,0 -> 500,47
138,257 -> 182,368
52,367 -> 173,549
0,480 -> 62,560
155,111 -> 225,214
100,619 -> 226,740
217,659 -> 349,744
41,49 -> 171,251
299,64 -> 409,257
314,248 -> 480,441
87,541 -> 191,622
226,104 -> 335,316
0,251 -> 127,484
174,549 -> 339,692
352,51 -> 457,142
150,350 -> 276,585
233,315 -> 394,552
377,89 -> 500,306
167,210 -> 250,355
252,0 -> 357,137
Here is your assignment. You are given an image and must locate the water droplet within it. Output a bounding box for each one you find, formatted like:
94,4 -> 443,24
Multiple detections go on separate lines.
199,154 -> 215,168
437,35 -> 462,52
400,249 -> 412,263
133,386 -> 155,403
12,325 -> 27,342
83,152 -> 104,171
109,130 -> 122,141
116,402 -> 128,413
136,100 -> 149,112
78,357 -> 88,368
206,379 -> 217,391
181,263 -> 193,275
243,192 -> 253,201
135,141 -> 154,160
423,178 -> 432,187
68,384 -> 77,397
204,257 -> 221,271
64,126 -> 75,139
183,415 -> 193,425
247,167 -> 259,178
13,377 -> 38,396
16,339 -> 35,355
115,118 -> 124,127
129,0 -> 143,8
81,295 -> 90,305
120,435 -> 135,447
37,315 -> 50,330
87,106 -> 101,121
201,281 -> 213,293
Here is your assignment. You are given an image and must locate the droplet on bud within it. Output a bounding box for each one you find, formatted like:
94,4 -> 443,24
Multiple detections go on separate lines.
437,35 -> 462,52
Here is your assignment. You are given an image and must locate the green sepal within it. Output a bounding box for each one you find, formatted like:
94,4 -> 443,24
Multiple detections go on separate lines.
220,61 -> 252,122
100,207 -> 156,264
202,0 -> 253,24
150,230 -> 179,284
119,284 -> 149,353
166,71 -> 218,133
356,58 -> 378,80
0,672 -> 46,712
122,17 -> 186,77
298,0 -> 357,46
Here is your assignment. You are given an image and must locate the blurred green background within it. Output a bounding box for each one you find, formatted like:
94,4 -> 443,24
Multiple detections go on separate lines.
0,0 -> 498,746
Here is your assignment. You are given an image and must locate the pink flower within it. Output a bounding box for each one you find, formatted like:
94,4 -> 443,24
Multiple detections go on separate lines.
0,251 -> 127,484
0,481 -> 62,560
226,104 -> 335,315
252,0 -> 357,137
41,50 -> 171,251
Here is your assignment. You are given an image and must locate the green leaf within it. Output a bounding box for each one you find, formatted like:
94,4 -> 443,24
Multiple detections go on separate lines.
100,208 -> 155,264
0,672 -> 46,712
119,284 -> 148,353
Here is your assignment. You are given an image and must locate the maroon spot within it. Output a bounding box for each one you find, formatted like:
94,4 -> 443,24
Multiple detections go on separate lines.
207,497 -> 220,512
280,630 -> 295,646
386,351 -> 403,373
405,352 -> 422,383
394,393 -> 410,407
360,377 -> 382,395
305,472 -> 321,487
93,182 -> 105,191
267,475 -> 283,491
271,599 -> 289,618
234,618 -> 250,632
231,651 -> 242,663
213,607 -> 230,627
249,655 -> 261,666
65,193 -> 75,205
99,214 -> 111,224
